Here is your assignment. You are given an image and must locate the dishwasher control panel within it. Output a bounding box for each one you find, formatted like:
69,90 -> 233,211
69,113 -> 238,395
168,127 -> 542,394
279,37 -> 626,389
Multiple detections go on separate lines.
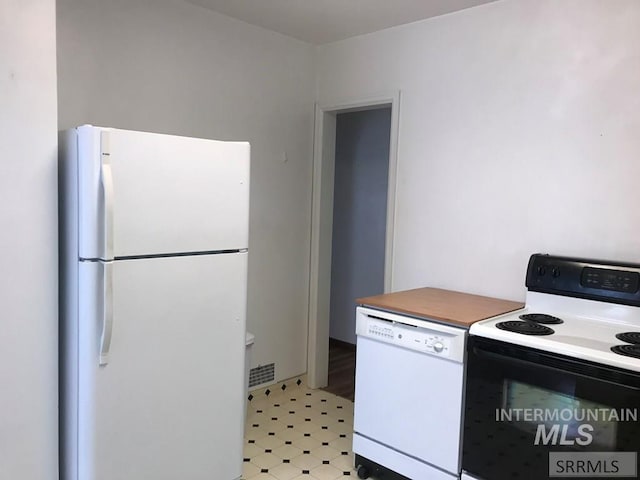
356,307 -> 466,362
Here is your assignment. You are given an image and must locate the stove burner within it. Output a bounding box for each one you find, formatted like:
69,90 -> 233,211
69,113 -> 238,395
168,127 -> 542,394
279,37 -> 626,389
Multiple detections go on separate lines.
611,344 -> 640,359
496,321 -> 555,336
616,332 -> 640,345
519,313 -> 564,324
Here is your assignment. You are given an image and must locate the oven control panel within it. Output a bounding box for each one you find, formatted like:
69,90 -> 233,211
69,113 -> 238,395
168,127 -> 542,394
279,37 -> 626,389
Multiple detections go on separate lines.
355,307 -> 466,363
581,267 -> 639,293
526,254 -> 640,306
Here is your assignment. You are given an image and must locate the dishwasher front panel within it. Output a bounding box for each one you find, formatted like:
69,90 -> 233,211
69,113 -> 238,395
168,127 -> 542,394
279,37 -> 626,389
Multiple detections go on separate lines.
353,334 -> 464,475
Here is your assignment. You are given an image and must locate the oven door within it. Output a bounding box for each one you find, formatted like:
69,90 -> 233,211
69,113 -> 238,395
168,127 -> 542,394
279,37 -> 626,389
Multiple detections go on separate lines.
463,336 -> 640,480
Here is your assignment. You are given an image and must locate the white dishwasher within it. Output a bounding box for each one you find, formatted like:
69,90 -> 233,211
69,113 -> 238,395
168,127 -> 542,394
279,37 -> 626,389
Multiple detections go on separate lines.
353,306 -> 467,480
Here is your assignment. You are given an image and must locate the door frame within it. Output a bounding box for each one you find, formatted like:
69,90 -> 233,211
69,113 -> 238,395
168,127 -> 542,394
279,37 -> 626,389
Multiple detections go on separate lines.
306,92 -> 401,389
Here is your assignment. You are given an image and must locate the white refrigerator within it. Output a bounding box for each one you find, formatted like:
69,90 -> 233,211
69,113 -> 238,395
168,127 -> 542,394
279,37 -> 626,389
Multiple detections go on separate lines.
59,125 -> 250,480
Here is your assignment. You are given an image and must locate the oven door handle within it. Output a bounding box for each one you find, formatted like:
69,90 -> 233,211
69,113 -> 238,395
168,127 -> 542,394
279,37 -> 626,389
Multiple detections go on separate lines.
472,346 -> 640,391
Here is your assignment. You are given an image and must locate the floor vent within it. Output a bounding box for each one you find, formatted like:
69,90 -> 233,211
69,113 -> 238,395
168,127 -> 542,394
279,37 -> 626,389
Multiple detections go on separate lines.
249,363 -> 275,388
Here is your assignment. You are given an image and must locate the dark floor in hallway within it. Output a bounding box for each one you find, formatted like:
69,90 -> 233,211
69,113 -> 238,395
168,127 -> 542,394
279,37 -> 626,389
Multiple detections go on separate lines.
321,338 -> 356,402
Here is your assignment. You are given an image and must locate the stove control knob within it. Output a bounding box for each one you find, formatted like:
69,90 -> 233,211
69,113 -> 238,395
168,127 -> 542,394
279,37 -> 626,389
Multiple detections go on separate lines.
433,342 -> 444,353
552,267 -> 560,278
537,266 -> 546,276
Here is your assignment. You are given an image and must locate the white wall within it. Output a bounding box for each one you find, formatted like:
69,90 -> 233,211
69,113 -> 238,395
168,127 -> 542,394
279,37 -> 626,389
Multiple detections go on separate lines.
317,0 -> 640,302
57,0 -> 315,382
0,0 -> 58,477
330,108 -> 391,344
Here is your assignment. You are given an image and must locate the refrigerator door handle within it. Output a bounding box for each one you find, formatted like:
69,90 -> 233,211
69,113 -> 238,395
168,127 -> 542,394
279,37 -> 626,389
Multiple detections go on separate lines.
100,261 -> 114,366
100,131 -> 114,261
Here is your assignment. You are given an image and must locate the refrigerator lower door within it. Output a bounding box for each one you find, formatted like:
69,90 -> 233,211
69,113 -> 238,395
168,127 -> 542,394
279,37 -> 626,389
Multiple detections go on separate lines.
75,252 -> 247,480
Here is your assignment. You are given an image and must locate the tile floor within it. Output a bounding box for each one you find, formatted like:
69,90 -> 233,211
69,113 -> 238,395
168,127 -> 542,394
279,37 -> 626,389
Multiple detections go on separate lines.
243,376 -> 358,480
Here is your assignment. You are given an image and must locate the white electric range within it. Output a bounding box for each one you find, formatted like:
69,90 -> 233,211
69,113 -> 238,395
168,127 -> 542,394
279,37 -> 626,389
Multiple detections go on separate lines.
471,291 -> 640,373
462,254 -> 640,480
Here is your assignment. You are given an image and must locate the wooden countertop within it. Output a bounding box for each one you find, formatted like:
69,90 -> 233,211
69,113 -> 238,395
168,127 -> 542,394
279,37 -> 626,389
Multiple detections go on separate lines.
357,287 -> 524,328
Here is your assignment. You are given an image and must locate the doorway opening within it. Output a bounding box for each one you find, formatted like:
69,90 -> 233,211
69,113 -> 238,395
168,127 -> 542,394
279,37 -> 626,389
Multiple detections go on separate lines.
322,107 -> 391,400
307,93 -> 400,391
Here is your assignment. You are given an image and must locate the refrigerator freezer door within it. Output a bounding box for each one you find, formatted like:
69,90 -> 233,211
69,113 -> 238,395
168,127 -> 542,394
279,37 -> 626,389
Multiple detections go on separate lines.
75,126 -> 250,259
75,253 -> 247,480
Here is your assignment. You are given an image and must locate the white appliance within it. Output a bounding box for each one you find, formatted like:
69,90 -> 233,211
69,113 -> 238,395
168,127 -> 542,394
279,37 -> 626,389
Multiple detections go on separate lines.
352,306 -> 467,479
59,125 -> 250,480
469,293 -> 640,372
461,474 -> 482,480
463,254 -> 640,480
